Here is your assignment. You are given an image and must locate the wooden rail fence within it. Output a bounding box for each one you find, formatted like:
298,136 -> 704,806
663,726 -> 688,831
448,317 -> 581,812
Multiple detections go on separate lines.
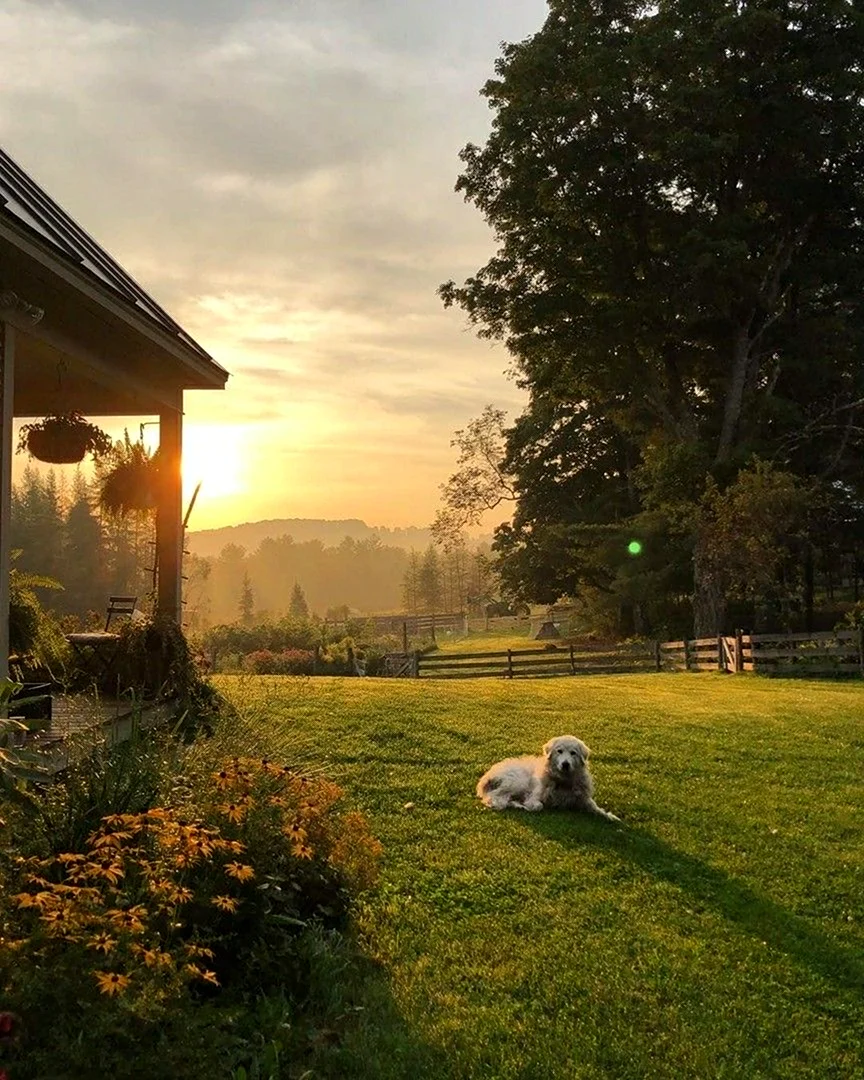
383,629 -> 864,680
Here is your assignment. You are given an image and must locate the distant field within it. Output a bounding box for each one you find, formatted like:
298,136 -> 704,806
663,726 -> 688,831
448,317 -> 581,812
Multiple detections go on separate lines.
432,628 -> 537,653
212,673 -> 864,1080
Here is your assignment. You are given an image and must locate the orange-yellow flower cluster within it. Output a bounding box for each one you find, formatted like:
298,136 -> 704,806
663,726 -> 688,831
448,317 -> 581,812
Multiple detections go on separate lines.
6,805 -> 247,998
2,754 -> 383,1007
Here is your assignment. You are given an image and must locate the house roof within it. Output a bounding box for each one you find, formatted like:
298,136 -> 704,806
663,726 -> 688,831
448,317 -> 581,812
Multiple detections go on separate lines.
0,145 -> 228,393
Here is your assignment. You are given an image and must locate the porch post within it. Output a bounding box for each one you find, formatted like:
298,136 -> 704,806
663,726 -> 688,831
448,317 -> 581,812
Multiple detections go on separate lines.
0,322 -> 14,682
156,389 -> 183,624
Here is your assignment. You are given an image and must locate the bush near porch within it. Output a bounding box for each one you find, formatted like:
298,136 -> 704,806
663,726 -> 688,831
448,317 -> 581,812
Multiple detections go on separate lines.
0,699 -> 383,1079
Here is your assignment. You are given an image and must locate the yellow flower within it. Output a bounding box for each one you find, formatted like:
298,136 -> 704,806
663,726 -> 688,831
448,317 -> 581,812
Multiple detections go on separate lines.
213,768 -> 235,791
219,802 -> 248,824
88,831 -> 133,849
13,892 -> 40,908
57,853 -> 86,864
283,821 -> 307,841
40,908 -> 71,926
50,883 -> 83,896
87,932 -> 118,954
224,862 -> 255,882
211,895 -> 239,913
184,944 -> 215,959
107,905 -> 147,933
190,836 -> 215,856
84,859 -> 125,885
293,842 -> 314,861
131,943 -> 169,968
148,878 -> 174,896
93,970 -> 131,996
168,885 -> 193,905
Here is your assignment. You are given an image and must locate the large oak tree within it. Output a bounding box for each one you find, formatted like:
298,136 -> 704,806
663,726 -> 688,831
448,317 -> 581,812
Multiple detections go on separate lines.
441,0 -> 864,634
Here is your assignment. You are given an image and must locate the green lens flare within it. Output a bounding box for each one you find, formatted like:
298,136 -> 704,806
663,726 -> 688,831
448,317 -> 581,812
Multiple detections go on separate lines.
627,540 -> 642,555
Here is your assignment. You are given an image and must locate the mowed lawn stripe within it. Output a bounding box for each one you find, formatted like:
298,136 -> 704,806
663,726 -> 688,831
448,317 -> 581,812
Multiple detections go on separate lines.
214,674 -> 864,1080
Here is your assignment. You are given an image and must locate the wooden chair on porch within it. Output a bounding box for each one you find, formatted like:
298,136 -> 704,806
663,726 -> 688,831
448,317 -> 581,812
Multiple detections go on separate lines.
65,596 -> 139,677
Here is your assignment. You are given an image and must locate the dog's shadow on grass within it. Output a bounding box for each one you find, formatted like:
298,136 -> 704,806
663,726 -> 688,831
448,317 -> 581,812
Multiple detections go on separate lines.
519,814 -> 864,994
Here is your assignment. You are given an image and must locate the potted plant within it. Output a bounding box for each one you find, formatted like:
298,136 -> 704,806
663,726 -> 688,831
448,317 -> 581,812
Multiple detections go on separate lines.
98,441 -> 161,516
17,412 -> 113,465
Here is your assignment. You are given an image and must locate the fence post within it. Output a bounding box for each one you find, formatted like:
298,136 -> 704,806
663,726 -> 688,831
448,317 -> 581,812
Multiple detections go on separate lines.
412,650 -> 420,677
569,643 -> 576,675
682,638 -> 691,671
735,629 -> 744,673
654,640 -> 661,672
717,635 -> 724,671
507,649 -> 514,679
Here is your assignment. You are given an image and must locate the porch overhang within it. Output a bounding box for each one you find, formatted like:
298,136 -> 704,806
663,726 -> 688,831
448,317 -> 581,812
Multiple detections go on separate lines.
0,145 -> 230,683
0,213 -> 227,417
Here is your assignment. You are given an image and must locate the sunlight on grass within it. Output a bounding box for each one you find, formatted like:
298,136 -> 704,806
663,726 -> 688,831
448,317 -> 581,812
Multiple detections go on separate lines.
212,673 -> 864,1079
433,629 -> 537,653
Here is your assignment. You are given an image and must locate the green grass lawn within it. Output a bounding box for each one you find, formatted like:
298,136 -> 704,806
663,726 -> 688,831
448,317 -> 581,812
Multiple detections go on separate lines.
431,627 -> 539,654
213,673 -> 864,1080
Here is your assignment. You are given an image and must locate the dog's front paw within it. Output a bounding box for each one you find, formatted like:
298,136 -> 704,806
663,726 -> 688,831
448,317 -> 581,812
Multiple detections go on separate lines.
523,798 -> 544,812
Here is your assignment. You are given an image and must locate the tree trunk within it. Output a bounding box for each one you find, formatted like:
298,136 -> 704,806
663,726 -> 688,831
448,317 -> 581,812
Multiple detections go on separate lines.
692,552 -> 727,638
803,548 -> 814,634
715,324 -> 752,465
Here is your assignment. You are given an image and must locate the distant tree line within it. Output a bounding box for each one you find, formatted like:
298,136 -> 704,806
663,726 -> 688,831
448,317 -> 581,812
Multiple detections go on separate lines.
10,466 -> 498,631
185,536 -> 496,631
11,465 -> 156,624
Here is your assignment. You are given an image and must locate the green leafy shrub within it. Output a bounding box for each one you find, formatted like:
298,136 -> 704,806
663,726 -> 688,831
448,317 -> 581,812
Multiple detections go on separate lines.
8,554 -> 71,682
89,615 -> 228,741
31,724 -> 174,857
0,750 -> 382,1077
178,755 -> 382,993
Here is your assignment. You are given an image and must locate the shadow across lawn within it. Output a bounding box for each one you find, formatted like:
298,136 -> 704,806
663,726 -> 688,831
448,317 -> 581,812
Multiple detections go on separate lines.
519,814 -> 864,994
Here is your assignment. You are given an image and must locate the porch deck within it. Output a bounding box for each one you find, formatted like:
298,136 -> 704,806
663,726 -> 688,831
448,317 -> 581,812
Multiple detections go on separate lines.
24,693 -> 174,775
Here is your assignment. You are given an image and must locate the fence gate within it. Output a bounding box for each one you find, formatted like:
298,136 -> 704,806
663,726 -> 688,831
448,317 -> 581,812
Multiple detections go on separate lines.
720,635 -> 737,672
382,653 -> 417,678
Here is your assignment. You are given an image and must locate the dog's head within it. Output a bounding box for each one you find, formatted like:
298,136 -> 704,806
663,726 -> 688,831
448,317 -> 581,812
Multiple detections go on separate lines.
543,735 -> 590,779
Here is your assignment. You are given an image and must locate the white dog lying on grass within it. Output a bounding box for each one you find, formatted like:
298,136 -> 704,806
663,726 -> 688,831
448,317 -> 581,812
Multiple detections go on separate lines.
476,735 -> 620,821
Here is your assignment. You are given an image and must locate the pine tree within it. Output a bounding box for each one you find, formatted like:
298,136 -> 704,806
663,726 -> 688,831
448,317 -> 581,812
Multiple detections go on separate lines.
401,550 -> 422,615
11,465 -> 64,582
289,582 -> 309,618
418,546 -> 444,614
61,471 -> 107,617
239,572 -> 255,625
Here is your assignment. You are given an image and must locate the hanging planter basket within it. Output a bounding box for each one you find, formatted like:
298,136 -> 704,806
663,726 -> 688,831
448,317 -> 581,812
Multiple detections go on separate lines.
17,413 -> 113,465
99,446 -> 162,517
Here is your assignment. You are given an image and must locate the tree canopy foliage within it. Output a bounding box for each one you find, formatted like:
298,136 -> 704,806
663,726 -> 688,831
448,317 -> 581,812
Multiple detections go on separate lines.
441,0 -> 864,634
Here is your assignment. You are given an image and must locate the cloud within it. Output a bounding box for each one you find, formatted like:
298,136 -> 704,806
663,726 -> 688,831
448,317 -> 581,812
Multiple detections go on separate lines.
1,0 -> 547,526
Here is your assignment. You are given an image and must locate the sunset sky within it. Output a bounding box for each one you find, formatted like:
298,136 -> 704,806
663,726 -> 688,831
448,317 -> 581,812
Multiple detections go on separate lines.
1,0 -> 548,531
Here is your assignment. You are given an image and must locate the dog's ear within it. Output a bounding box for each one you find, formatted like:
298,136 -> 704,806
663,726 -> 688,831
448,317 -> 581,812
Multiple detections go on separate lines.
579,742 -> 592,762
542,738 -> 557,758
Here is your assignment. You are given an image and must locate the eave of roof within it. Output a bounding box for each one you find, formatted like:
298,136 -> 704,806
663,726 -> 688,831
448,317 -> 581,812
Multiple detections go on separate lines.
0,146 -> 228,388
